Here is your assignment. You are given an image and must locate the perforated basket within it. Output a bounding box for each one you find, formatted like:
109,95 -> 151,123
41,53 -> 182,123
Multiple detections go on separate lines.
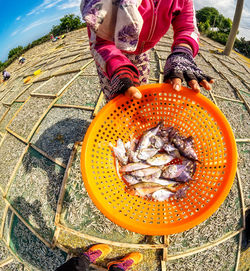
81,83 -> 237,235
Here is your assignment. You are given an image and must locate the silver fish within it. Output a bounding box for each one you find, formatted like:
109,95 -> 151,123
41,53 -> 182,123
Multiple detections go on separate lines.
162,143 -> 176,153
120,162 -> 151,172
110,138 -> 128,165
125,182 -> 168,197
137,148 -> 159,160
136,121 -> 163,151
130,166 -> 161,177
141,177 -> 177,186
123,175 -> 140,185
150,135 -> 164,149
161,164 -> 186,179
152,189 -> 175,201
146,153 -> 174,166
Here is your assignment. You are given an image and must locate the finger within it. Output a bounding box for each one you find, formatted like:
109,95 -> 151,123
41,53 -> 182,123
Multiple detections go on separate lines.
171,78 -> 182,91
188,80 -> 200,93
125,86 -> 142,99
199,80 -> 212,90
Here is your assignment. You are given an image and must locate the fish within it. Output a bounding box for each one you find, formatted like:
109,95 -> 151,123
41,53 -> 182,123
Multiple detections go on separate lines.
161,164 -> 186,179
136,121 -> 163,151
167,129 -> 200,162
126,137 -> 140,163
125,182 -> 171,197
185,136 -> 195,148
157,126 -> 173,140
128,150 -> 141,163
146,153 -> 174,166
150,135 -> 164,149
110,138 -> 128,165
141,177 -> 177,186
174,186 -> 189,199
111,123 -> 199,201
180,145 -> 200,162
123,174 -> 140,185
162,143 -> 176,153
175,170 -> 192,182
120,162 -> 151,172
152,189 -> 175,201
137,148 -> 159,160
130,166 -> 161,177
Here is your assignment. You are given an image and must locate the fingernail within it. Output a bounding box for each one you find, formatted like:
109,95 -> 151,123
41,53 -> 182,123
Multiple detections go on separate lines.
134,91 -> 142,99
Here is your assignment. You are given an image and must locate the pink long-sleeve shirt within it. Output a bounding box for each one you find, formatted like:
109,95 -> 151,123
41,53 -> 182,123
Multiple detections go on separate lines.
88,0 -> 199,79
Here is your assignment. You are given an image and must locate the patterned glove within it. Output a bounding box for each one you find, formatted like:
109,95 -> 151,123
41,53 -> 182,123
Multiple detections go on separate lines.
164,46 -> 213,85
109,66 -> 140,100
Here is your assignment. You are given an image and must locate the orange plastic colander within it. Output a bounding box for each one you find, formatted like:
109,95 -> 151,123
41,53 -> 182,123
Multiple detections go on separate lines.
81,83 -> 237,235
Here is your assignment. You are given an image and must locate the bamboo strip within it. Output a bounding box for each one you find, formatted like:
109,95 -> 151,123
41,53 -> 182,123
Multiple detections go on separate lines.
149,78 -> 159,82
155,51 -> 164,83
0,132 -> 7,148
25,98 -> 55,143
227,68 -> 250,90
236,138 -> 250,143
30,93 -> 57,98
55,224 -> 166,249
236,168 -> 246,229
53,69 -> 83,77
93,91 -> 104,117
7,202 -> 52,248
235,231 -> 242,271
2,85 -> 31,106
238,89 -> 250,96
161,235 -> 169,271
55,143 -> 78,225
0,257 -> 14,268
30,144 -> 67,169
210,61 -> 250,114
0,106 -> 10,123
0,202 -> 10,239
208,90 -> 218,106
5,127 -> 28,144
233,56 -> 250,74
3,143 -> 30,197
56,60 -> 94,97
54,240 -> 69,253
53,104 -> 95,111
213,94 -> 243,104
6,211 -> 15,246
51,226 -> 61,248
5,96 -> 31,139
167,229 -> 243,261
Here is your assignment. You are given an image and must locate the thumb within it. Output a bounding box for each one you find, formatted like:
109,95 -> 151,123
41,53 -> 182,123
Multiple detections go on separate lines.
125,86 -> 142,99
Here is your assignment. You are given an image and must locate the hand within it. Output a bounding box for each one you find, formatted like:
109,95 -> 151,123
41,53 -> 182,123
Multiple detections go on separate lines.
165,77 -> 214,93
164,46 -> 214,93
125,86 -> 142,99
110,66 -> 141,100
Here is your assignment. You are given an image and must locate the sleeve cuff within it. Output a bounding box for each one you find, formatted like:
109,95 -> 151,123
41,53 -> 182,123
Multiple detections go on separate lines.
172,36 -> 199,57
107,56 -> 139,79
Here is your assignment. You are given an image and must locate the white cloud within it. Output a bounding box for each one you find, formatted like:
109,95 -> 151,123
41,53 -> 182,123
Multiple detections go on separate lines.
16,16 -> 21,21
58,0 -> 81,10
11,30 -> 18,37
22,16 -> 61,33
27,0 -> 63,16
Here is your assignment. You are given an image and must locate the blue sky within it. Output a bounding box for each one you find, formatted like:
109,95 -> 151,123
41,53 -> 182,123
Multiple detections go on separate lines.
0,0 -> 250,62
0,0 -> 82,62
